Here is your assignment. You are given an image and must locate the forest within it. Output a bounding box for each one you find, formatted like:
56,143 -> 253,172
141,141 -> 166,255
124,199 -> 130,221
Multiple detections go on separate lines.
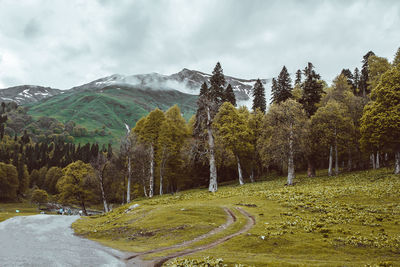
0,47 -> 399,214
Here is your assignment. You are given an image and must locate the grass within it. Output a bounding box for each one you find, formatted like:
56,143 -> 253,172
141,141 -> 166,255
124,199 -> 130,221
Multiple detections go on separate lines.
72,168 -> 400,266
0,202 -> 40,222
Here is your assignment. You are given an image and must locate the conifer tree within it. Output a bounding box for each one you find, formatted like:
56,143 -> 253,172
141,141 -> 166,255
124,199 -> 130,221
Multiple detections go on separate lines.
275,66 -> 293,103
252,79 -> 266,113
193,63 -> 227,192
295,69 -> 302,85
225,84 -> 236,106
394,47 -> 400,67
270,78 -> 278,105
300,62 -> 324,117
360,51 -> 375,97
353,67 -> 360,95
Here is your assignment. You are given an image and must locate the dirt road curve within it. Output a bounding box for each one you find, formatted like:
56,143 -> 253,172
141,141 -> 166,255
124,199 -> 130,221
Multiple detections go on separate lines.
0,215 -> 125,267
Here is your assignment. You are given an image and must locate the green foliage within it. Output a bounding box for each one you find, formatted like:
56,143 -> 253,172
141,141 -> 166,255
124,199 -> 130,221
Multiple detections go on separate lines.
271,66 -> 292,104
57,160 -> 96,214
224,84 -> 236,106
31,189 -> 48,208
0,162 -> 19,201
393,47 -> 400,68
360,66 -> 400,153
300,62 -> 324,117
368,55 -> 392,92
44,166 -> 63,194
209,62 -> 226,104
252,79 -> 266,113
213,103 -> 253,157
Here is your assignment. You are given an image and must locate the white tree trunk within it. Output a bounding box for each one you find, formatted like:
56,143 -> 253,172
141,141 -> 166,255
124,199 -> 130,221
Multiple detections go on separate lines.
335,138 -> 339,175
395,151 -> 400,174
149,144 -> 154,198
347,148 -> 352,171
99,173 -> 109,213
376,151 -> 380,169
250,168 -> 255,183
287,124 -> 295,185
371,153 -> 376,169
207,107 -> 218,192
126,156 -> 131,203
328,145 -> 333,176
143,185 -> 148,197
236,155 -> 244,185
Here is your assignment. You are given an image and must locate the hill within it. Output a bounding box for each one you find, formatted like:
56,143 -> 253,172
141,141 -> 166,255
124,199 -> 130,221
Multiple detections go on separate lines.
0,85 -> 62,105
26,85 -> 197,145
73,169 -> 400,266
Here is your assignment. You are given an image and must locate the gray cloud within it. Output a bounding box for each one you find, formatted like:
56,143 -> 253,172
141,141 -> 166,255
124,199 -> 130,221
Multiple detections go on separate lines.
0,0 -> 399,89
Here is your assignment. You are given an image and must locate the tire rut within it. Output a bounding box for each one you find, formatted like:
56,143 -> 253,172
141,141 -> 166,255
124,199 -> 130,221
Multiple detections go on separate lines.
125,207 -> 255,267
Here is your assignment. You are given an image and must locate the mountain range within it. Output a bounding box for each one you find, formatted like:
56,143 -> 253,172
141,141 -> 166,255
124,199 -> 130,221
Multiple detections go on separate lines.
0,69 -> 271,145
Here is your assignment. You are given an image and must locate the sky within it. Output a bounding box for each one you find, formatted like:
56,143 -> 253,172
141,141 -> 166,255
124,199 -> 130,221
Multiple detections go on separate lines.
0,0 -> 399,89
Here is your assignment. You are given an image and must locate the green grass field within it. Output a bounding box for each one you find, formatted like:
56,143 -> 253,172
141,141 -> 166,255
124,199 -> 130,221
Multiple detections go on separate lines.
72,168 -> 400,266
0,202 -> 39,222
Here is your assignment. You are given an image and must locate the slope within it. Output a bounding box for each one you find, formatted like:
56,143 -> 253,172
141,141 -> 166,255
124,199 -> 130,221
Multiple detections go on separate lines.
73,169 -> 400,266
26,85 -> 197,145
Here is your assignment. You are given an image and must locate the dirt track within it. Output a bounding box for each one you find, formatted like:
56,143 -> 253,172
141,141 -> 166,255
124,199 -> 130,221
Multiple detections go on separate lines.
125,207 -> 255,267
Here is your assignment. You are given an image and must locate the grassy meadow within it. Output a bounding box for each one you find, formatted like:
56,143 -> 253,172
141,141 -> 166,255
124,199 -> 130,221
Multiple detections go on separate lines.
72,168 -> 400,266
0,202 -> 39,222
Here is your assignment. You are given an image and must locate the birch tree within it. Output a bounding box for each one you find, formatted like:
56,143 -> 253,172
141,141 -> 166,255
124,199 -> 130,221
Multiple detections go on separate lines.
213,103 -> 252,185
90,152 -> 109,212
258,99 -> 308,185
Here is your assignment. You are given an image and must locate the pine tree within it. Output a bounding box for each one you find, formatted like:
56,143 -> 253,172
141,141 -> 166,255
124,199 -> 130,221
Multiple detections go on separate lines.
276,66 -> 293,103
209,62 -> 226,104
295,69 -> 302,85
252,79 -> 266,113
353,67 -> 360,95
270,78 -> 278,105
340,68 -> 354,90
394,47 -> 400,67
225,84 -> 236,106
360,51 -> 375,97
300,62 -> 324,117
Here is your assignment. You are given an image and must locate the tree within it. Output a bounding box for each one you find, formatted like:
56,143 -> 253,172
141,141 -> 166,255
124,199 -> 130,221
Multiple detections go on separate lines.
394,47 -> 400,67
213,103 -> 253,185
258,99 -> 308,185
121,122 -> 133,203
274,66 -> 293,104
367,55 -> 391,92
295,69 -> 302,85
0,162 -> 19,201
360,51 -> 375,97
134,109 -> 165,197
157,105 -> 188,194
31,189 -> 48,210
353,67 -> 360,95
194,63 -> 227,192
44,166 -> 63,194
340,68 -> 355,90
252,79 -> 266,113
248,108 -> 264,182
300,62 -> 324,117
57,160 -> 96,215
209,62 -> 226,104
90,152 -> 110,212
360,66 -> 400,174
311,100 -> 353,176
224,84 -> 236,106
270,78 -> 278,105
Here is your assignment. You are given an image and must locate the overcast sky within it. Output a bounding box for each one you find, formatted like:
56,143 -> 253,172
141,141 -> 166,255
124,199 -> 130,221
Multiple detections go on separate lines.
0,0 -> 399,89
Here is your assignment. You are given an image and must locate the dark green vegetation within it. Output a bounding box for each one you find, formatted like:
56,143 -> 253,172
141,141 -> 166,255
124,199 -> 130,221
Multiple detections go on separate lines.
26,86 -> 197,145
73,169 -> 400,266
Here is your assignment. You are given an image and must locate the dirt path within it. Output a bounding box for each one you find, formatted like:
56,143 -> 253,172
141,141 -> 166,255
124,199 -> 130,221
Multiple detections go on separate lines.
125,207 -> 236,264
125,207 -> 255,267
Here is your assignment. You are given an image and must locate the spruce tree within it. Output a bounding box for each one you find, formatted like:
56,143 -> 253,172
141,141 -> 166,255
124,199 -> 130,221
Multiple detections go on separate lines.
360,51 -> 375,97
300,62 -> 324,117
340,68 -> 354,90
394,47 -> 400,67
225,84 -> 236,106
353,67 -> 360,95
275,66 -> 293,104
209,62 -> 226,104
295,69 -> 302,85
252,79 -> 266,113
270,78 -> 278,105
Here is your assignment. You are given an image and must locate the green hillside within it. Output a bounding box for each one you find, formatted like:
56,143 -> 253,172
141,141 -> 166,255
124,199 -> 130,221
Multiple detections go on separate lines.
25,86 -> 197,145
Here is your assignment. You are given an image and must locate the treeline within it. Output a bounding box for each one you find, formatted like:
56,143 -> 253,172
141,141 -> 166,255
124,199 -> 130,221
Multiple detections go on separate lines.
1,48 -> 399,213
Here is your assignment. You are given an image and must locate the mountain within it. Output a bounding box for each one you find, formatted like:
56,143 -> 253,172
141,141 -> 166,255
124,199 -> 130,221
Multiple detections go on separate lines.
0,85 -> 62,104
26,85 -> 197,145
71,68 -> 271,103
